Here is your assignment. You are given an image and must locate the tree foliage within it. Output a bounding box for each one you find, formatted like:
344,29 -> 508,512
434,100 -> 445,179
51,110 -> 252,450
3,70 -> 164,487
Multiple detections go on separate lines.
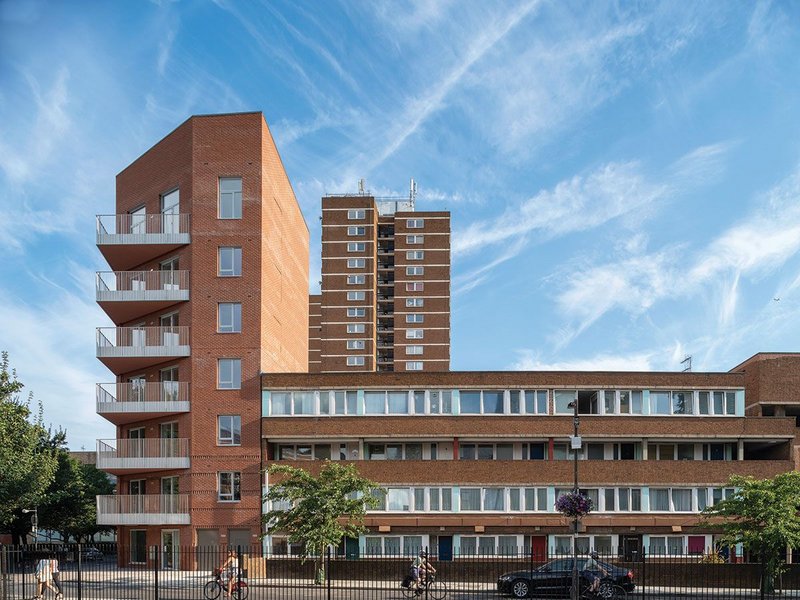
702,472 -> 800,590
0,352 -> 60,532
263,462 -> 382,583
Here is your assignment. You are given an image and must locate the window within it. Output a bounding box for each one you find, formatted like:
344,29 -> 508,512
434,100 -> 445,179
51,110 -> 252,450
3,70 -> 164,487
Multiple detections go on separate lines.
406,329 -> 424,339
347,226 -> 366,236
460,488 -> 480,511
346,340 -> 365,350
406,266 -> 424,276
406,251 -> 424,260
218,247 -> 242,277
672,391 -> 692,414
347,242 -> 366,252
407,219 -> 424,229
650,488 -> 670,511
218,178 -> 242,219
406,298 -> 424,307
650,391 -> 671,415
217,358 -> 241,389
346,274 -> 365,285
618,390 -> 644,414
218,471 -> 241,501
347,209 -> 365,220
699,391 -> 737,415
347,323 -> 365,333
347,258 -> 365,268
406,345 -> 423,355
347,308 -> 366,318
406,314 -> 424,323
218,303 -> 242,333
524,390 -> 548,414
217,415 -> 241,446
406,362 -> 423,371
347,291 -> 366,301
407,235 -> 424,244
406,282 -> 424,292
672,489 -> 692,511
347,356 -> 365,367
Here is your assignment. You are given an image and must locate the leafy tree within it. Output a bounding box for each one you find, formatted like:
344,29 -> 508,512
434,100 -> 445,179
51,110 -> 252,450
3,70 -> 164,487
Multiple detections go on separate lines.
39,452 -> 116,542
702,472 -> 800,592
0,352 -> 59,538
263,462 -> 383,583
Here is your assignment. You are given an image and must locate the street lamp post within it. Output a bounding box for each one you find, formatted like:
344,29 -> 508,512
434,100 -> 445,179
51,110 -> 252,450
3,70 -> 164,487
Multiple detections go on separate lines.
567,401 -> 581,600
22,508 -> 38,546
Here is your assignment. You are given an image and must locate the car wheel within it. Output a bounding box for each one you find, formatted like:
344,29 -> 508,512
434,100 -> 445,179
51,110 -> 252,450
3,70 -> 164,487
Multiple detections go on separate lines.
511,579 -> 531,598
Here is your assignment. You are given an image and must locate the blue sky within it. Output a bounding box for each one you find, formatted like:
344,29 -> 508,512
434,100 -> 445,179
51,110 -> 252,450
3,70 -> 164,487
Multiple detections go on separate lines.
2,0 -> 800,450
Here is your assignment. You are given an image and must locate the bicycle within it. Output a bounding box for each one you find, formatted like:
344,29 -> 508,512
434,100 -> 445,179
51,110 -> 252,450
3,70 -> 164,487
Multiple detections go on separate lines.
572,576 -> 627,599
401,572 -> 446,599
203,568 -> 249,600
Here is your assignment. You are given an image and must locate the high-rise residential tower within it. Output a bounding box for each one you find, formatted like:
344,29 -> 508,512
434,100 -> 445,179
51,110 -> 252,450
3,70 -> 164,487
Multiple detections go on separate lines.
94,112 -> 309,564
310,190 -> 450,373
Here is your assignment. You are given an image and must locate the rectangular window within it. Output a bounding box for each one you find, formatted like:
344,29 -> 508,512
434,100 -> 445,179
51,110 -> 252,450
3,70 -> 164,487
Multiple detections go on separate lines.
525,390 -> 548,414
270,392 -> 290,415
406,329 -> 424,339
406,266 -> 424,276
346,356 -> 365,367
347,209 -> 365,220
406,362 -> 423,371
347,226 -> 365,236
484,488 -> 505,511
407,235 -> 424,244
407,219 -> 424,229
219,178 -> 242,219
406,314 -> 424,323
672,489 -> 692,511
387,489 -> 411,511
347,291 -> 366,301
406,282 -> 424,292
346,340 -> 365,350
218,303 -> 242,333
460,391 -> 481,414
218,471 -> 241,501
406,345 -> 423,355
347,323 -> 366,333
218,247 -> 242,277
460,488 -> 480,511
347,275 -> 366,285
217,358 -> 241,389
406,298 -> 424,307
554,390 -> 575,414
672,391 -> 692,415
217,415 -> 241,446
651,488 -> 670,511
347,242 -> 366,252
347,258 -> 365,268
347,308 -> 366,317
406,251 -> 424,260
650,391 -> 671,415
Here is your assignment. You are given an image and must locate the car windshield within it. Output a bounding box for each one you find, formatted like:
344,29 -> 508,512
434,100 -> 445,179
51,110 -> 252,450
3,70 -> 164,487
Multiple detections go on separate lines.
539,559 -> 573,572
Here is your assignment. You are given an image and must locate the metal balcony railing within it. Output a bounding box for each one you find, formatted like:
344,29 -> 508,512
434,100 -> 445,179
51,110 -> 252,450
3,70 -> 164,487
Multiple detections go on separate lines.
96,270 -> 189,297
96,382 -> 190,412
96,438 -> 190,471
96,213 -> 191,237
96,326 -> 190,353
96,494 -> 189,525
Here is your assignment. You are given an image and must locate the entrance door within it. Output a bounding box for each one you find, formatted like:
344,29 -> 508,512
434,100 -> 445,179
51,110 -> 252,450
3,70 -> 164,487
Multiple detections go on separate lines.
131,323 -> 146,347
197,530 -> 220,571
161,189 -> 180,234
531,535 -> 547,562
160,257 -> 179,290
129,479 -> 146,514
128,427 -> 145,458
128,375 -> 146,402
621,535 -> 642,561
438,536 -> 453,561
129,205 -> 146,235
160,313 -> 179,346
161,529 -> 179,569
228,529 -> 251,552
160,367 -> 179,403
161,476 -> 179,513
160,422 -> 178,457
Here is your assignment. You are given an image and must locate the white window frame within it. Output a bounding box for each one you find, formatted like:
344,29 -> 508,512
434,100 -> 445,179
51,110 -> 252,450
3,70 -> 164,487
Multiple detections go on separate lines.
347,209 -> 365,220
218,177 -> 242,219
217,358 -> 241,390
347,291 -> 366,301
217,415 -> 241,446
347,324 -> 366,334
406,266 -> 424,276
346,356 -> 365,367
346,275 -> 366,285
346,340 -> 365,350
347,226 -> 366,236
217,302 -> 242,333
407,219 -> 424,229
406,361 -> 423,371
406,314 -> 424,323
406,250 -> 424,260
406,345 -> 424,355
218,471 -> 241,502
347,308 -> 366,318
406,329 -> 424,339
406,298 -> 424,307
347,242 -> 366,252
407,235 -> 424,244
347,258 -> 366,268
218,247 -> 242,277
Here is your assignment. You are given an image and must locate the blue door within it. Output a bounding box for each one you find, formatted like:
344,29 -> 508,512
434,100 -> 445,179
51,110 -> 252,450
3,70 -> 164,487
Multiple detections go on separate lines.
438,536 -> 453,561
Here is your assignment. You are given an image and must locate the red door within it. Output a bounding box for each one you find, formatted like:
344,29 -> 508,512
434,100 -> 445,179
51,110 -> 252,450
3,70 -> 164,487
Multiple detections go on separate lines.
531,536 -> 547,562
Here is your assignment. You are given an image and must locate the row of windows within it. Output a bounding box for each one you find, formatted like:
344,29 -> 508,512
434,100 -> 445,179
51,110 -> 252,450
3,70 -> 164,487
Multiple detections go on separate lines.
265,389 -> 741,416
269,390 -> 453,416
345,209 -> 425,230
343,294 -> 426,309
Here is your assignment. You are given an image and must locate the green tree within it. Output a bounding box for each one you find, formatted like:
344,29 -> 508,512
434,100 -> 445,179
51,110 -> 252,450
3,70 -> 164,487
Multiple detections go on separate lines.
0,352 -> 59,538
263,462 -> 383,584
702,472 -> 800,592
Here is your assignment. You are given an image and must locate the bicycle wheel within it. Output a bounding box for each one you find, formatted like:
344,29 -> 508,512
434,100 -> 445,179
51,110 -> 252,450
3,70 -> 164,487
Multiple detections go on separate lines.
400,584 -> 416,599
203,581 -> 222,600
427,579 -> 447,599
596,581 -> 626,599
235,582 -> 249,600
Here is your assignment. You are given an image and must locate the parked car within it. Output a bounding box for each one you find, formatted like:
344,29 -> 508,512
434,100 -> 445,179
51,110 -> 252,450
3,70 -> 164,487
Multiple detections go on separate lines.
497,557 -> 635,598
81,547 -> 104,561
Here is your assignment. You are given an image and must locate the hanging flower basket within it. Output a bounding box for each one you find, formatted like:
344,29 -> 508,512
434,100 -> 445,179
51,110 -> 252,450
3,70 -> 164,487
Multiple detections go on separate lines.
555,492 -> 593,518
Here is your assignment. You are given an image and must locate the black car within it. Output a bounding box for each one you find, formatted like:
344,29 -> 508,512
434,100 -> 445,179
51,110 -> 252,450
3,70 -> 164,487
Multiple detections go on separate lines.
497,557 -> 635,598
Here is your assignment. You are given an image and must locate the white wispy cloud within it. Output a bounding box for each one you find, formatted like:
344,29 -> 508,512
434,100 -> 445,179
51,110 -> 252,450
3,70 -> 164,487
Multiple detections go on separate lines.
509,349 -> 657,372
668,141 -> 736,187
453,161 -> 668,257
157,29 -> 175,76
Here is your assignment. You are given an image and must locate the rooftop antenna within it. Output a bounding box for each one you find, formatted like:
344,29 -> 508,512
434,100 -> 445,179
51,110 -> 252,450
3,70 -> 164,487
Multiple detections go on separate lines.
681,355 -> 692,372
409,178 -> 417,209
358,178 -> 365,195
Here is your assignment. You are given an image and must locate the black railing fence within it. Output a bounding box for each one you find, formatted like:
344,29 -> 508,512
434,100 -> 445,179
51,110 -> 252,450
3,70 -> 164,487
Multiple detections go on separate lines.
1,543 -> 799,599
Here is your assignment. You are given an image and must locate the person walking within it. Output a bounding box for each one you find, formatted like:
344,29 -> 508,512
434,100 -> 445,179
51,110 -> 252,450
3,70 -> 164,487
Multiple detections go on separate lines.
34,556 -> 60,600
50,557 -> 63,599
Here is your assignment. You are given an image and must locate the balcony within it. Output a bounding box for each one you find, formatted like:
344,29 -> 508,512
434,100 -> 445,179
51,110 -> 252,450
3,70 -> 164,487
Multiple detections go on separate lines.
96,214 -> 190,271
96,270 -> 189,322
96,382 -> 190,425
96,494 -> 190,526
96,326 -> 190,374
97,438 -> 190,474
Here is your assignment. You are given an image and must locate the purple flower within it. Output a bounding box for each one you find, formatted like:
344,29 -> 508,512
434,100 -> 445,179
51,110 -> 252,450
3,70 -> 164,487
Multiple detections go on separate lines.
555,492 -> 593,517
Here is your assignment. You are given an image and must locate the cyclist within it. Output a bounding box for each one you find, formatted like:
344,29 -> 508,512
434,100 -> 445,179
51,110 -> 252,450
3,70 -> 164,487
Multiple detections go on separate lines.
218,549 -> 239,598
411,550 -> 436,593
580,551 -> 608,595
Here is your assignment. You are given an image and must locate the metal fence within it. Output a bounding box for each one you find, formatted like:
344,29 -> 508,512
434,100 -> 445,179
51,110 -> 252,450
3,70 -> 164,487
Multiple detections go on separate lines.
1,543 -> 799,599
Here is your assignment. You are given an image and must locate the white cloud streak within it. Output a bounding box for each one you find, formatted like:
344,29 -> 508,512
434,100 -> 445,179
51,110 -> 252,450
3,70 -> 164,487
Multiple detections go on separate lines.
509,349 -> 656,372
